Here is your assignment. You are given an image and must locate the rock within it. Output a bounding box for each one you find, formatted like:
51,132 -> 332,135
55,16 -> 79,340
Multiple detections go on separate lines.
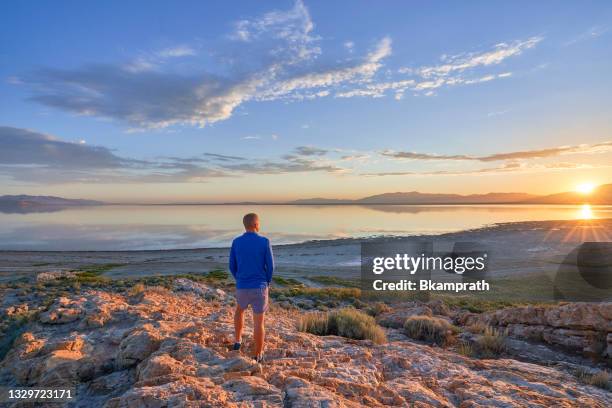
137,354 -> 184,382
39,297 -> 83,324
222,376 -> 282,404
482,302 -> 612,360
36,270 -> 77,282
2,281 -> 611,407
116,324 -> 163,368
173,278 -> 228,301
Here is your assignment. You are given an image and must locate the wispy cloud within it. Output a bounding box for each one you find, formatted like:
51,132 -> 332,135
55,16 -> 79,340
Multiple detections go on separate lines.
381,141 -> 612,162
341,37 -> 541,99
12,1 -> 542,130
363,162 -> 605,177
564,25 -> 609,46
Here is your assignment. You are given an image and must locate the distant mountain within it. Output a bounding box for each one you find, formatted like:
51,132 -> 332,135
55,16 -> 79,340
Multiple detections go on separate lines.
290,192 -> 538,205
0,195 -> 104,213
524,184 -> 612,205
289,185 -> 612,205
357,192 -> 537,204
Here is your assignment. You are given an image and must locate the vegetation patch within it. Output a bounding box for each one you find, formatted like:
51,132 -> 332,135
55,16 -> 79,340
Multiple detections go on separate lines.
403,315 -> 459,346
575,368 -> 612,391
307,275 -> 360,288
272,276 -> 304,287
280,287 -> 361,301
298,308 -> 387,344
476,326 -> 507,357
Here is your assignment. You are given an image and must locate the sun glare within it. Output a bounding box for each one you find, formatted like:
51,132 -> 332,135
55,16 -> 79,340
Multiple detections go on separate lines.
576,183 -> 596,194
578,204 -> 594,220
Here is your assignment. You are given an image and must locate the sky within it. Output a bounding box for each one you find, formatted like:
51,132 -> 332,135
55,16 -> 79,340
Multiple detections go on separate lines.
1,0 -> 611,203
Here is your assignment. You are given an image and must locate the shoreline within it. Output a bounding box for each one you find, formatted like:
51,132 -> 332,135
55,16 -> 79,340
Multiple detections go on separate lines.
0,217 -> 609,254
1,218 -> 610,284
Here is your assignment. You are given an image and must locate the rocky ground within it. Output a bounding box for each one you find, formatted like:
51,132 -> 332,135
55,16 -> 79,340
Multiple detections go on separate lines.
1,278 -> 611,407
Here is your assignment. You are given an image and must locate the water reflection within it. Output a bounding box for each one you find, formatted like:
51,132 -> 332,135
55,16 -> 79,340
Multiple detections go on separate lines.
578,204 -> 594,220
0,204 -> 610,250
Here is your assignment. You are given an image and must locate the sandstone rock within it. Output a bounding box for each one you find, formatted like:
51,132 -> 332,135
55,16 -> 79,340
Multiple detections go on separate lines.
137,354 -> 184,382
116,324 -> 163,368
174,278 -> 228,301
222,376 -> 282,404
2,282 -> 611,408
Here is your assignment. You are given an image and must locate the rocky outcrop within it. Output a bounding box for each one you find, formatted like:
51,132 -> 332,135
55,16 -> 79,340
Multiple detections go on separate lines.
1,281 -> 611,407
477,303 -> 612,360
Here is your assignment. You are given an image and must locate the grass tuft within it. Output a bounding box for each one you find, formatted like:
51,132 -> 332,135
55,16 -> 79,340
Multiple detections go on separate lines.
476,326 -> 507,357
298,308 -> 386,344
576,368 -> 612,391
403,315 -> 459,346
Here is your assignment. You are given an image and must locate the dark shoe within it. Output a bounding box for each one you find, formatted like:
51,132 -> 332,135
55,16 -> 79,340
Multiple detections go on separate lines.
232,342 -> 241,351
254,354 -> 265,364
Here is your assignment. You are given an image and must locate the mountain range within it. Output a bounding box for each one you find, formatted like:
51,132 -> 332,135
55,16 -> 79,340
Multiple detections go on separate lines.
290,184 -> 612,205
1,184 -> 611,208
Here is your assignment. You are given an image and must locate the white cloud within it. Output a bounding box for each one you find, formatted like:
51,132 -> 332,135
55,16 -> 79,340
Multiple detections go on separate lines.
18,0 -> 541,129
403,36 -> 542,78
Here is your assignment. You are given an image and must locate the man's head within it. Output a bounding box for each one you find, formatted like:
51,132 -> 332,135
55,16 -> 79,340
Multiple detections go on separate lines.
243,213 -> 260,232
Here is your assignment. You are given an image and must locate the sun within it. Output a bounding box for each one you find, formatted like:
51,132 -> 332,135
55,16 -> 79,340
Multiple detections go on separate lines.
576,183 -> 596,194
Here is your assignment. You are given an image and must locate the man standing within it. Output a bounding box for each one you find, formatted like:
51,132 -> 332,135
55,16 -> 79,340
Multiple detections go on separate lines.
229,213 -> 274,363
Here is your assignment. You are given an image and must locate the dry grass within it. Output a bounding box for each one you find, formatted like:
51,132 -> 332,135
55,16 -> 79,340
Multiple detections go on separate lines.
576,368 -> 612,391
298,308 -> 387,344
457,341 -> 475,357
297,312 -> 329,335
466,321 -> 488,335
403,315 -> 459,346
476,326 -> 507,357
128,283 -> 146,297
366,302 -> 392,317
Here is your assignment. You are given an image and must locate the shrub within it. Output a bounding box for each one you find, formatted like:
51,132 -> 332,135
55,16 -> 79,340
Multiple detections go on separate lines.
476,326 -> 507,357
366,302 -> 391,317
466,321 -> 488,334
297,312 -> 328,335
206,269 -> 229,280
403,315 -> 459,346
298,308 -> 386,344
128,283 -> 146,297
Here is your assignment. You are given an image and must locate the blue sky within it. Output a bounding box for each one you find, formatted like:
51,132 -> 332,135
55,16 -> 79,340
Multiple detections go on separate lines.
1,0 -> 611,202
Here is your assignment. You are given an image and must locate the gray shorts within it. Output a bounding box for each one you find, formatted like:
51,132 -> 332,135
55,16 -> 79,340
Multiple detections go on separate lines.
236,287 -> 269,313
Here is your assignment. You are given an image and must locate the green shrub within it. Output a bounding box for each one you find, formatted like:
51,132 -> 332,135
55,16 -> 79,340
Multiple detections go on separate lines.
272,276 -> 304,286
476,326 -> 507,357
307,276 -> 360,288
298,308 -> 386,344
206,269 -> 229,280
403,315 -> 459,346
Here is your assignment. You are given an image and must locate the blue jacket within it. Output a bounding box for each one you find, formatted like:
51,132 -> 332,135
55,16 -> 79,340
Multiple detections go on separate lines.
229,232 -> 274,289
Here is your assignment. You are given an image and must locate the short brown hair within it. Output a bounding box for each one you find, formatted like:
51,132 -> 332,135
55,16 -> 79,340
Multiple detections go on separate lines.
243,213 -> 259,229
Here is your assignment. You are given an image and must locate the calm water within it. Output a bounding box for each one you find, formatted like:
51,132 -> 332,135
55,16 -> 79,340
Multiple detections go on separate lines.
0,204 -> 610,251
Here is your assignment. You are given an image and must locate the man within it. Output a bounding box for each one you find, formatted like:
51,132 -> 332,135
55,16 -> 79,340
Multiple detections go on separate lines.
229,213 -> 274,363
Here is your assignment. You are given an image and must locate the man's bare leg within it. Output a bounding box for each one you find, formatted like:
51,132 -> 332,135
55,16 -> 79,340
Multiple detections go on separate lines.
253,312 -> 265,358
234,304 -> 245,345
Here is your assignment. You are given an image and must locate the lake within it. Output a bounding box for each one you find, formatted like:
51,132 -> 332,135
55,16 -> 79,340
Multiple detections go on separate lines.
0,204 -> 610,251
